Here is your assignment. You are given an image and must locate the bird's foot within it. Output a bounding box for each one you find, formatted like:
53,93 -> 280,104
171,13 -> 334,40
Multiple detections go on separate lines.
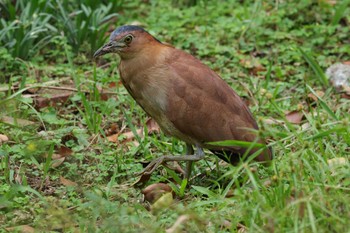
135,146 -> 205,177
136,157 -> 166,176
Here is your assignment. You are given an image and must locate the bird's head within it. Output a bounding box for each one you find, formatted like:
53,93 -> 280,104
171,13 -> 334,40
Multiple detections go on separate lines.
93,25 -> 161,59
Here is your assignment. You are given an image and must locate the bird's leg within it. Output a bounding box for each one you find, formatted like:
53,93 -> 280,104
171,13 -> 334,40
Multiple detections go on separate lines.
136,144 -> 204,176
185,143 -> 194,180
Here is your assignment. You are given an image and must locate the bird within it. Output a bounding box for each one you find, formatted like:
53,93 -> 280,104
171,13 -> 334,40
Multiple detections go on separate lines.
94,25 -> 272,178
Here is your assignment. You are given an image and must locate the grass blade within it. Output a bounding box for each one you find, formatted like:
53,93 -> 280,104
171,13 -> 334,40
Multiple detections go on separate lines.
298,47 -> 328,87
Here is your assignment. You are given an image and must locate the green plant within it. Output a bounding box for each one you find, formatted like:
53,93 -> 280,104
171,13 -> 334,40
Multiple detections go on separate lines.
54,0 -> 119,55
0,0 -> 57,59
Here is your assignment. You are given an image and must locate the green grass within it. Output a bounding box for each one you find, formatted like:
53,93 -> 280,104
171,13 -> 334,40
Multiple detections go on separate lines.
1,0 -> 350,232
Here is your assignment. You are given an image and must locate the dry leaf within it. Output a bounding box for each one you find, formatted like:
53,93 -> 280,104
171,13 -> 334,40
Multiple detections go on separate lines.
60,176 -> 78,187
239,58 -> 265,75
1,116 -> 35,126
142,183 -> 173,203
263,118 -> 285,125
166,215 -> 191,233
221,220 -> 232,229
151,192 -> 173,213
145,118 -> 160,134
0,134 -> 9,144
341,93 -> 350,99
5,225 -> 35,233
327,157 -> 347,169
107,133 -> 119,143
307,90 -> 324,103
285,110 -> 304,124
301,122 -> 310,130
237,223 -> 248,233
56,146 -> 73,157
51,157 -> 65,168
34,92 -> 72,109
132,173 -> 152,186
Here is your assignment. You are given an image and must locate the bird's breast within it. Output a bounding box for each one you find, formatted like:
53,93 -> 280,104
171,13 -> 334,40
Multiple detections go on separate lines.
119,62 -> 196,143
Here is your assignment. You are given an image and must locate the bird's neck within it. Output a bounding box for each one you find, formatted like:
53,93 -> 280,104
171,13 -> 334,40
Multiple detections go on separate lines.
119,44 -> 171,81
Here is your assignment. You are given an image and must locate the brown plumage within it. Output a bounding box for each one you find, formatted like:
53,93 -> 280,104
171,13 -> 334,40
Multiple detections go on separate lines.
94,25 -> 272,177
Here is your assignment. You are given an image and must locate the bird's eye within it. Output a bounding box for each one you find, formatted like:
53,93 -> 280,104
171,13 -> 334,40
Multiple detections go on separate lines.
124,35 -> 133,44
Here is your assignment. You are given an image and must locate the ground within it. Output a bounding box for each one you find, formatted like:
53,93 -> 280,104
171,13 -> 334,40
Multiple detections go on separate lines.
0,1 -> 350,232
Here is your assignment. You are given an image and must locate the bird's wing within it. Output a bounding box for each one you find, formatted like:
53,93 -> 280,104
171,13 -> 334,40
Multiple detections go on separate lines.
165,48 -> 259,146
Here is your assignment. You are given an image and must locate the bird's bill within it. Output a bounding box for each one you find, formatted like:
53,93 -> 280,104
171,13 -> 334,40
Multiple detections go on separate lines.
93,41 -> 125,58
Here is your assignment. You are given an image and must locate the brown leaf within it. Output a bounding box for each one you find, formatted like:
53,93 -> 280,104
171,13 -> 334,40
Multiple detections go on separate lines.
60,176 -> 78,187
239,58 -> 266,75
107,128 -> 142,143
56,146 -> 73,157
1,116 -> 35,126
5,225 -> 35,233
307,90 -> 325,104
105,123 -> 119,136
34,92 -> 72,109
237,223 -> 248,233
108,82 -> 117,88
132,173 -> 152,186
107,133 -> 119,143
263,118 -> 285,125
327,157 -> 347,169
285,111 -> 304,124
151,192 -> 173,213
341,93 -> 350,99
51,157 -> 65,168
107,118 -> 159,145
142,183 -> 173,203
145,118 -> 161,134
164,161 -> 186,177
121,129 -> 143,141
0,134 -> 9,144
166,215 -> 190,233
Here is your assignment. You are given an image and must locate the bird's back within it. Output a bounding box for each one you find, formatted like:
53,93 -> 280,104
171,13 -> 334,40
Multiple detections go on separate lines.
163,46 -> 271,162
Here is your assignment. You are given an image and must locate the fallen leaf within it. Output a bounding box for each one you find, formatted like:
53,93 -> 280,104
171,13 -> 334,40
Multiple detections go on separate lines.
107,133 -> 119,143
56,146 -> 73,157
285,110 -> 304,124
132,173 -> 152,186
164,161 -> 186,177
341,93 -> 350,99
301,122 -> 310,130
145,118 -> 160,134
51,157 -> 65,168
166,215 -> 191,233
0,134 -> 9,144
50,153 -> 63,160
121,129 -> 143,141
221,220 -> 232,229
1,116 -> 35,126
237,223 -> 248,233
60,176 -> 78,187
142,183 -> 173,203
105,123 -> 119,136
263,118 -> 285,125
5,225 -> 35,233
109,82 -> 117,88
239,58 -> 266,75
34,92 -> 72,109
107,118 -> 160,145
151,192 -> 173,213
327,157 -> 348,169
307,90 -> 324,103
